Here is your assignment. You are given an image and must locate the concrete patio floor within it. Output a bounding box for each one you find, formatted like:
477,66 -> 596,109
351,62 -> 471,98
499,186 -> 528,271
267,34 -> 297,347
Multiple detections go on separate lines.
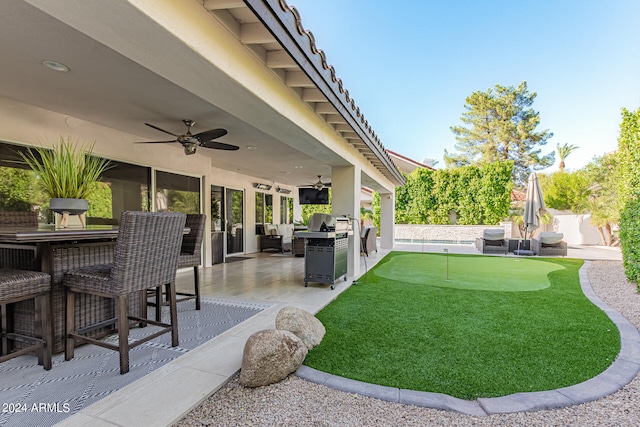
59,242 -> 623,426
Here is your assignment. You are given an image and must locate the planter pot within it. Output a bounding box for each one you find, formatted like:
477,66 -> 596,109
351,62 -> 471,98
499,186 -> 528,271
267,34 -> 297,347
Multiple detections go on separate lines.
49,198 -> 88,228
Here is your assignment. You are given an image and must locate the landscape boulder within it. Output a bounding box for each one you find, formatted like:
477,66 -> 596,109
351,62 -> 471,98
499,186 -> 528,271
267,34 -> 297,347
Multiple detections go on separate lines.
239,329 -> 307,387
275,306 -> 326,349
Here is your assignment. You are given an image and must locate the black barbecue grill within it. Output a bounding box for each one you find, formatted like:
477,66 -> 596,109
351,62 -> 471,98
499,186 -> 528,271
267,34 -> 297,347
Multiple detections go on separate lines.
294,213 -> 351,289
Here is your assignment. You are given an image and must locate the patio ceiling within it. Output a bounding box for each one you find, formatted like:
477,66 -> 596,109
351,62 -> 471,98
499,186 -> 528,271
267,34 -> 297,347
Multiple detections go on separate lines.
0,0 -> 403,192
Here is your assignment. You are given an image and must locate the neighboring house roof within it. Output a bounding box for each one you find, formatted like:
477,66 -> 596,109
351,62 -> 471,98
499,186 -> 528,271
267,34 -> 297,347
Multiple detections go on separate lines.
511,189 -> 526,202
387,150 -> 435,175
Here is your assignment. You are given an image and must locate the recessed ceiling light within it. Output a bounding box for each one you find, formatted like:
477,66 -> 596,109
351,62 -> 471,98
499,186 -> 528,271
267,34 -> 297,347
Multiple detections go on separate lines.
246,146 -> 257,150
41,60 -> 70,72
294,165 -> 303,169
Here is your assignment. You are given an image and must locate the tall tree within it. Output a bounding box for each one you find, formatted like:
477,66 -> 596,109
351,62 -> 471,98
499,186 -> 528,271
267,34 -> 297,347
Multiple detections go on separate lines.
617,107 -> 640,284
556,143 -> 579,171
583,153 -> 620,246
445,81 -> 555,186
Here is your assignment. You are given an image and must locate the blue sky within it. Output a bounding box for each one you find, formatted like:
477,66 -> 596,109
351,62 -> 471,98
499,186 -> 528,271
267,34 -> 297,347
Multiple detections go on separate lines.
289,0 -> 640,172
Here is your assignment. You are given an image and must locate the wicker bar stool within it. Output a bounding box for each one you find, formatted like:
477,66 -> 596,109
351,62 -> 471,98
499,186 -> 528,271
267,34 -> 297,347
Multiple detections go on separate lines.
0,211 -> 39,271
0,269 -> 52,370
0,211 -> 38,227
64,211 -> 186,374
149,214 -> 205,321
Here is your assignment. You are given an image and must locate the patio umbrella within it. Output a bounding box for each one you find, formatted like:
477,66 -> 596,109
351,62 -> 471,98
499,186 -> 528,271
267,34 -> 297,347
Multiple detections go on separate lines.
523,172 -> 546,240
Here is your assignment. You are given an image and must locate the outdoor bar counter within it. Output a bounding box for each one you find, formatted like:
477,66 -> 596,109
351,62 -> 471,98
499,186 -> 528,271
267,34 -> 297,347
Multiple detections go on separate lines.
1,224 -> 188,353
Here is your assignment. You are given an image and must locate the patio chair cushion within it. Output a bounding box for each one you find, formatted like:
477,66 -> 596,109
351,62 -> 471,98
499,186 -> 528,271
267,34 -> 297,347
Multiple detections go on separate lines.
539,232 -> 564,246
265,224 -> 278,236
483,229 -> 504,241
484,238 -> 504,246
277,224 -> 294,244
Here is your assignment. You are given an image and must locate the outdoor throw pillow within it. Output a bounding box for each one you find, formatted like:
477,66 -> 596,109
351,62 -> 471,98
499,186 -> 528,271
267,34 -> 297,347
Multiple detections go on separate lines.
539,232 -> 563,246
483,229 -> 504,241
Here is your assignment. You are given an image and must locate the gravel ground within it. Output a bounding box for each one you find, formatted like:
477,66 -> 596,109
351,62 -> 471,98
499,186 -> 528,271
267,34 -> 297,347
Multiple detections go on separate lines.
176,260 -> 640,427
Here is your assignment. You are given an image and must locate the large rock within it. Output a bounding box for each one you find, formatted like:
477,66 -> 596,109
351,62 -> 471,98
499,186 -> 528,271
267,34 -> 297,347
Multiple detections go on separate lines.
240,329 -> 307,387
275,306 -> 326,349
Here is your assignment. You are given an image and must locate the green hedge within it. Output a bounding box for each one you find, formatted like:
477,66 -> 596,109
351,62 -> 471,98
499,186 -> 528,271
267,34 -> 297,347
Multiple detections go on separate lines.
394,161 -> 513,225
618,107 -> 640,285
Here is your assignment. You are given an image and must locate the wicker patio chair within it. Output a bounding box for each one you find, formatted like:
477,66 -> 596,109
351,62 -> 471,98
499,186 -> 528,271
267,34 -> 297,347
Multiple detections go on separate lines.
149,213 -> 205,321
0,211 -> 38,226
63,211 -> 186,374
0,269 -> 52,370
531,232 -> 568,256
475,229 -> 509,255
0,211 -> 39,271
361,226 -> 377,256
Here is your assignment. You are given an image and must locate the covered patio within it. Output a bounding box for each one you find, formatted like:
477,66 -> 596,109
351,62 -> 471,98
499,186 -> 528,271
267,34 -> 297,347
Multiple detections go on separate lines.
0,1 -> 404,424
0,0 -> 404,279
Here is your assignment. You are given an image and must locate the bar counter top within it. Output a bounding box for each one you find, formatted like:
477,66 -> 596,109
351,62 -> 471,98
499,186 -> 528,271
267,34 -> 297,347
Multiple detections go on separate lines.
0,225 -> 119,243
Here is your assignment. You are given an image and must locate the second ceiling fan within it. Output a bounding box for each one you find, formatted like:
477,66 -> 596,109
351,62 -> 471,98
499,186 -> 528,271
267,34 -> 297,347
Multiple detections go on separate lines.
300,175 -> 331,191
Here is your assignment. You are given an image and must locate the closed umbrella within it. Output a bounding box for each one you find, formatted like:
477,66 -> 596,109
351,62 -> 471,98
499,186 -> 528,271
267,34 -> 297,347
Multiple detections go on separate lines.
523,172 -> 546,240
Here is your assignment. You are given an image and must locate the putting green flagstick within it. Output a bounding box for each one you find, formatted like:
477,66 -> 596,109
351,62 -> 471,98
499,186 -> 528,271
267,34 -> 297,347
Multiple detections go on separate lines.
444,248 -> 450,281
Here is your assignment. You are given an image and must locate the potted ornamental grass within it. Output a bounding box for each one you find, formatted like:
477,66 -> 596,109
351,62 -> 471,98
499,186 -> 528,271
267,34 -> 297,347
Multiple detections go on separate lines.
20,137 -> 112,228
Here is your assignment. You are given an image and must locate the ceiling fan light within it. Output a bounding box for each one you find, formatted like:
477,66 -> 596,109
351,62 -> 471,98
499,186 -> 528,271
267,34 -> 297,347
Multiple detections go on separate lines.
183,143 -> 197,155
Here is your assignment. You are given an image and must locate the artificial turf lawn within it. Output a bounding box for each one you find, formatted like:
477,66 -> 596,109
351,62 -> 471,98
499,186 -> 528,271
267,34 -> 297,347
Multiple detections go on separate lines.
304,252 -> 621,400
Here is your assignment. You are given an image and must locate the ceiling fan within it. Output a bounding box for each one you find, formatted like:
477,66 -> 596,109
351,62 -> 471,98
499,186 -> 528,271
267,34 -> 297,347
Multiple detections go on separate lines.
300,175 -> 331,191
135,119 -> 239,155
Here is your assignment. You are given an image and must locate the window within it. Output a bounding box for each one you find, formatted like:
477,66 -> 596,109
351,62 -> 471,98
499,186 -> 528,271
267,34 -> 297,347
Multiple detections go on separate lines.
280,196 -> 291,224
93,159 -> 151,224
255,192 -> 272,224
0,141 -> 151,224
155,170 -> 201,214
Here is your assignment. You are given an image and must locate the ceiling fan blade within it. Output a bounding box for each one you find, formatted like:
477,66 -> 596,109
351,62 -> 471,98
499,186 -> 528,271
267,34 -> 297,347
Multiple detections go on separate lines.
200,141 -> 240,151
133,140 -> 177,144
195,128 -> 228,142
145,123 -> 178,137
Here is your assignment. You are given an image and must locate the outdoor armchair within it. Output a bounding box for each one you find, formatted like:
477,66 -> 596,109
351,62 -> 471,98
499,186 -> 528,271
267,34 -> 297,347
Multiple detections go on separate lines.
475,229 -> 508,255
259,223 -> 293,253
532,232 -> 567,256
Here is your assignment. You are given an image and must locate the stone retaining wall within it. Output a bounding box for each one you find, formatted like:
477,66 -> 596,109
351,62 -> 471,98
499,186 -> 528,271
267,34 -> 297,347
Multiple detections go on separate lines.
394,222 -> 513,243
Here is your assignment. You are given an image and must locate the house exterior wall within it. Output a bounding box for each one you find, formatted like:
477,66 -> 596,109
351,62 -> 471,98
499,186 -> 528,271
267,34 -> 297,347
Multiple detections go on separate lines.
0,96 -> 299,265
395,223 -> 513,243
543,210 -> 602,245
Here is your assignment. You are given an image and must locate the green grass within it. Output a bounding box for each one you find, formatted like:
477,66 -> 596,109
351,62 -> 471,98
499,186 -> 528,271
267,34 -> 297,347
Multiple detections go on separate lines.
304,252 -> 620,400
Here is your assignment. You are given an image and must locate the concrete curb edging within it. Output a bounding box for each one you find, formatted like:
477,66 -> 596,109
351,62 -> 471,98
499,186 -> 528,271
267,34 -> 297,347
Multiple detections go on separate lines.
296,261 -> 640,415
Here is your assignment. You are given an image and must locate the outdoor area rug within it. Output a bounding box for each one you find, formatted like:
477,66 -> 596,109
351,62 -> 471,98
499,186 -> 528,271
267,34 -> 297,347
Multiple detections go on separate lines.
0,297 -> 271,427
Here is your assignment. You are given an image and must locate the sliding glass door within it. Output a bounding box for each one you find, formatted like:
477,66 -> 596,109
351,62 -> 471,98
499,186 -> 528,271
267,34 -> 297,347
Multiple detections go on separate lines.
225,188 -> 244,256
210,185 -> 244,264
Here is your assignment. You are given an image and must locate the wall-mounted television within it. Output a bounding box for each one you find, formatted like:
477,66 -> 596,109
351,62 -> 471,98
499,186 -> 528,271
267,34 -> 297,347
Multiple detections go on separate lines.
298,187 -> 329,205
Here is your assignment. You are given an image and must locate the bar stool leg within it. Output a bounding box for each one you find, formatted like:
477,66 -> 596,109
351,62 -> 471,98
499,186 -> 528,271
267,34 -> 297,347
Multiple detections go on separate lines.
194,267 -> 201,311
167,283 -> 179,347
1,303 -> 8,356
65,290 -> 76,361
117,294 -> 130,374
38,293 -> 52,370
155,285 -> 163,322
